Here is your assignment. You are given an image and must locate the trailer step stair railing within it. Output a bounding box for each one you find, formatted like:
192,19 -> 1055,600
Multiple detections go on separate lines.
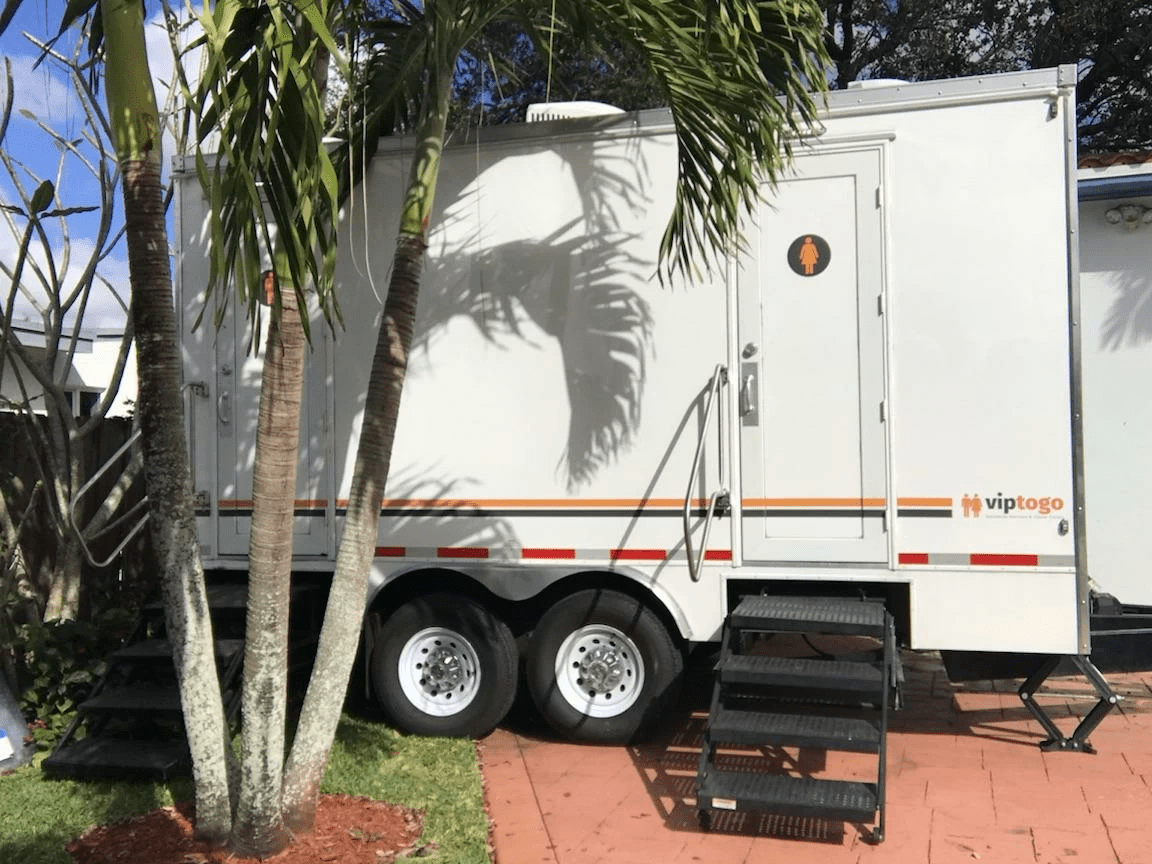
695,595 -> 894,843
683,363 -> 728,583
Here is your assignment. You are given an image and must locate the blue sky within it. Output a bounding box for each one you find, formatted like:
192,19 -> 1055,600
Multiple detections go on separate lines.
1,0 -> 194,329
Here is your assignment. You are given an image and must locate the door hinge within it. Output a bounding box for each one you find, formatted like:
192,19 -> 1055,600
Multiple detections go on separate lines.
875,186 -> 882,209
879,400 -> 887,422
877,293 -> 884,316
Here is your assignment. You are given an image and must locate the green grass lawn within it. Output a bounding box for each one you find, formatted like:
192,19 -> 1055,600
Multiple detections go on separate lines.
0,715 -> 490,864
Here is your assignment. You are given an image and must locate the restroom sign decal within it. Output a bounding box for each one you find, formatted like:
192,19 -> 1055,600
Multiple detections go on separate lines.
787,234 -> 831,277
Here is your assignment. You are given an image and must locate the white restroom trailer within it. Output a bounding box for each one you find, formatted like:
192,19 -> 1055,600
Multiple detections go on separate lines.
175,66 -> 1104,742
1078,155 -> 1152,609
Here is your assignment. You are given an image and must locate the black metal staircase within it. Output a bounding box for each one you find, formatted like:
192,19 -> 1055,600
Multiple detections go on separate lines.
42,583 -> 249,781
696,595 -> 895,842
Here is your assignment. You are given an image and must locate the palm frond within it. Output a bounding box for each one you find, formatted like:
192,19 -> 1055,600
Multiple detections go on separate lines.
553,0 -> 829,280
191,0 -> 346,340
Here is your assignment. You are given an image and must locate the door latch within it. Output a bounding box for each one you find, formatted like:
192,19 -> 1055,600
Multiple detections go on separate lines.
740,362 -> 759,426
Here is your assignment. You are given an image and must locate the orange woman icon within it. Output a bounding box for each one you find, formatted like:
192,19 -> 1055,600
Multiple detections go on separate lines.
798,236 -> 819,275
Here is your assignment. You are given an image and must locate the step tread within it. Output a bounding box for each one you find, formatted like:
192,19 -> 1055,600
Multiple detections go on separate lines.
42,738 -> 188,781
697,770 -> 878,821
709,706 -> 881,752
112,638 -> 244,662
80,684 -> 183,715
144,582 -> 248,614
731,596 -> 886,636
720,654 -> 884,695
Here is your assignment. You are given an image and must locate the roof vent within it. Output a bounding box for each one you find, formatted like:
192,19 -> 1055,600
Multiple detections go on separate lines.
526,101 -> 625,123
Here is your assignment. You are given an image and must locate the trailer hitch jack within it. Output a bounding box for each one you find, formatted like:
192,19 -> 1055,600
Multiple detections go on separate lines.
1017,655 -> 1120,753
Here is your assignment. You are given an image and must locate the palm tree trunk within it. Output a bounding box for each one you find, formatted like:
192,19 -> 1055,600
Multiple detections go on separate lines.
101,0 -> 234,843
280,62 -> 454,832
229,280 -> 303,858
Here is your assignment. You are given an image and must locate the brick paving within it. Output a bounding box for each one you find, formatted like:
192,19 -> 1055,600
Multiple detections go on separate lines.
480,649 -> 1152,863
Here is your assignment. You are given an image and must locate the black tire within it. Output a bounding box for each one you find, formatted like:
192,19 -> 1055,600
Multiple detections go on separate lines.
371,593 -> 517,738
526,589 -> 683,744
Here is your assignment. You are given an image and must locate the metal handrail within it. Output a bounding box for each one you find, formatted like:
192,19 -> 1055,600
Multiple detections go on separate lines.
69,428 -> 149,568
683,364 -> 728,582
68,381 -> 208,568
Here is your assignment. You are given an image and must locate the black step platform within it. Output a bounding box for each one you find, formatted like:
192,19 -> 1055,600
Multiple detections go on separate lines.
79,684 -> 183,716
720,654 -> 884,696
111,638 -> 244,663
697,594 -> 894,842
42,738 -> 188,780
730,595 -> 887,637
698,771 -> 879,823
708,706 -> 881,752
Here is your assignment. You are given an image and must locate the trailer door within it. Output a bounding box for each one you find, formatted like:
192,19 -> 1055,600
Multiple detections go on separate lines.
738,147 -> 888,564
215,296 -> 332,557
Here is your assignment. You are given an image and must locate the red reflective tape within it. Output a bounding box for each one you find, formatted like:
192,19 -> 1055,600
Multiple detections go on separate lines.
374,546 -> 406,558
898,552 -> 930,565
610,548 -> 666,561
521,548 -> 576,560
438,547 -> 489,559
970,553 -> 1039,567
704,549 -> 732,561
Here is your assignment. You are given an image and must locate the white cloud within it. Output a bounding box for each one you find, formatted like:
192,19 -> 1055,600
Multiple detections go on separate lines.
0,8 -> 206,333
0,45 -> 79,127
144,6 -> 206,159
0,218 -> 131,329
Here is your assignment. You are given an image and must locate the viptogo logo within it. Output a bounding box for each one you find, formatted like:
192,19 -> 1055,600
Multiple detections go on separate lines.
961,493 -> 1065,518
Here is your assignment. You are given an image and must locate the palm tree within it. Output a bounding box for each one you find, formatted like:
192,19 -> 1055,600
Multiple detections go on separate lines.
191,1 -> 341,854
101,0 -> 236,844
277,0 -> 829,832
227,270 -> 306,857
0,0 -> 242,843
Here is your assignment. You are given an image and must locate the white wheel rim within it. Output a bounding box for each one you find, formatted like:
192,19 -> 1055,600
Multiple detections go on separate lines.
553,624 -> 645,718
397,627 -> 481,717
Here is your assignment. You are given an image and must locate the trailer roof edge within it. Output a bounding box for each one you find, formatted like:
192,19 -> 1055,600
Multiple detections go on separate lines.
1078,175 -> 1152,201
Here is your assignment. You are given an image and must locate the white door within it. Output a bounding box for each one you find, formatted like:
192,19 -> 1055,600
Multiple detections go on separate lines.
216,295 -> 331,557
738,147 -> 888,563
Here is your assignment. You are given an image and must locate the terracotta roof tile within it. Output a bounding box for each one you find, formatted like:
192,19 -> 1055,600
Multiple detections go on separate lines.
1079,151 -> 1152,168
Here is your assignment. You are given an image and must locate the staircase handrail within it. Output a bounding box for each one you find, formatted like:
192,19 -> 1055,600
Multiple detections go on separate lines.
683,364 -> 728,582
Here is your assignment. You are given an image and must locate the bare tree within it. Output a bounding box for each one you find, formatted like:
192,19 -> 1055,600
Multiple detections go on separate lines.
0,48 -> 141,623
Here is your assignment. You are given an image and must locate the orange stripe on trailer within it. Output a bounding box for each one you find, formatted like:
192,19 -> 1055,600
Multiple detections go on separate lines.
896,497 -> 952,507
898,552 -> 930,565
218,499 -> 327,508
743,497 -> 887,508
521,548 -> 576,560
970,553 -> 1039,567
610,548 -> 666,561
340,497 -> 718,510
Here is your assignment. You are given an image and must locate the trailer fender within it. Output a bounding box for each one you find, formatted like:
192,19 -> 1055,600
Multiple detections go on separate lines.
365,560 -> 694,640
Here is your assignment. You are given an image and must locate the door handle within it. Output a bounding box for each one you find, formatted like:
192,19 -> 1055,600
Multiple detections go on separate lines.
740,362 -> 759,425
217,391 -> 232,425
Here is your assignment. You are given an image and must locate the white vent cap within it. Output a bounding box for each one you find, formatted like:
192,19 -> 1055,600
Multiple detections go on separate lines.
526,101 -> 625,123
847,78 -> 908,90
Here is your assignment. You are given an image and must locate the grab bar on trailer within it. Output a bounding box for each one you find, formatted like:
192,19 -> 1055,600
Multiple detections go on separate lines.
683,364 -> 728,582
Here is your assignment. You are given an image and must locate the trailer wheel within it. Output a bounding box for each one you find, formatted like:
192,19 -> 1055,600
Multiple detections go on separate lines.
527,589 -> 682,743
371,593 -> 517,738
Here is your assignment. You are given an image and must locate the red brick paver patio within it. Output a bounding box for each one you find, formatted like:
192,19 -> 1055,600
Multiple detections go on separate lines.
480,651 -> 1152,864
